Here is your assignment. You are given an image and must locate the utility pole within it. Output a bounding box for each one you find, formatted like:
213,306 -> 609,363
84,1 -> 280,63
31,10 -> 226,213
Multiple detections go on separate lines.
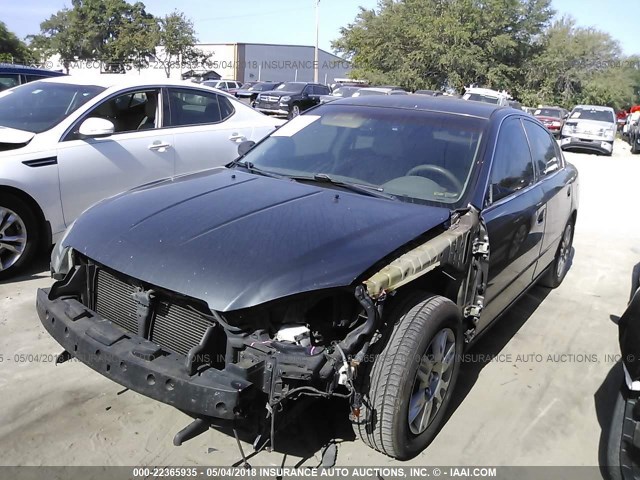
314,0 -> 320,83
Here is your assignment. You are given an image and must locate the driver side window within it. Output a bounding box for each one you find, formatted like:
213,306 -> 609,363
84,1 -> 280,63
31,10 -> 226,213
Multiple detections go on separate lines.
488,118 -> 535,204
68,89 -> 160,140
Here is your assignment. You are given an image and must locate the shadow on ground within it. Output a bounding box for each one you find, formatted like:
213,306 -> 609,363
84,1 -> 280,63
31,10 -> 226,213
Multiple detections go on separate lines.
211,250 -> 578,466
0,250 -> 49,286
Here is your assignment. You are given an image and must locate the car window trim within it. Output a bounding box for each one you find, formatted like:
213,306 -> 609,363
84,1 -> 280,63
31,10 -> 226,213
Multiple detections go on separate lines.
166,86 -> 236,128
483,115 -> 537,207
60,85 -> 166,142
521,117 -> 563,183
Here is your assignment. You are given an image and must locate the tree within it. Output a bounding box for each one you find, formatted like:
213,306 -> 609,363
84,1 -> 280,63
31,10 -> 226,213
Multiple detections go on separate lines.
0,21 -> 35,64
521,17 -> 639,109
155,11 -> 208,78
332,0 -> 555,93
29,0 -> 159,73
28,9 -> 81,73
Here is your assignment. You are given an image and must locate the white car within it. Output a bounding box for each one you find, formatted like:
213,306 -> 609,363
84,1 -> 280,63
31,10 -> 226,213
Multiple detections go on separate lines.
0,76 -> 282,278
462,87 -> 511,106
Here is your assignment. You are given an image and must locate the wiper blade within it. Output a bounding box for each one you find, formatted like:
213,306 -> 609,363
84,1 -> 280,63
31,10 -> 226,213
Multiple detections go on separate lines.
293,173 -> 398,201
231,161 -> 286,179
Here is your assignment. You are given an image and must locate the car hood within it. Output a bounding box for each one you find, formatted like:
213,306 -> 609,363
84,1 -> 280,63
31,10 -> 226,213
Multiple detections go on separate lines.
259,90 -> 298,97
64,169 -> 450,312
564,119 -> 615,131
0,126 -> 35,144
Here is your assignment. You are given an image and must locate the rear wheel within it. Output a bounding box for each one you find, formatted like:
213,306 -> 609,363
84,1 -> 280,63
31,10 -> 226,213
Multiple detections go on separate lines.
354,293 -> 462,459
539,219 -> 574,288
288,104 -> 301,120
0,193 -> 40,279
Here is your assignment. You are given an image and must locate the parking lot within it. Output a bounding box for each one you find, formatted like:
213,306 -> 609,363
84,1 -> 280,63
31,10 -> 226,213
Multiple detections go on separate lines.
0,139 -> 638,469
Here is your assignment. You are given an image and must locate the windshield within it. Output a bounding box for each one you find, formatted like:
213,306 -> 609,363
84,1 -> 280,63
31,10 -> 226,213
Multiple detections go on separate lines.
353,89 -> 386,97
240,82 -> 255,89
252,83 -> 279,92
463,93 -> 500,104
534,108 -> 562,118
0,81 -> 105,133
237,104 -> 486,207
332,87 -> 359,97
570,108 -> 615,123
276,82 -> 305,93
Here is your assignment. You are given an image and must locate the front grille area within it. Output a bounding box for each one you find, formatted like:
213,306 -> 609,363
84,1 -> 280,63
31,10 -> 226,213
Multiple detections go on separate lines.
95,269 -> 138,333
93,269 -> 214,356
151,301 -> 214,356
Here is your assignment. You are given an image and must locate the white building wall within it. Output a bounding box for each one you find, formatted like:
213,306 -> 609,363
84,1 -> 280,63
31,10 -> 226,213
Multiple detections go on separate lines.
46,43 -> 351,85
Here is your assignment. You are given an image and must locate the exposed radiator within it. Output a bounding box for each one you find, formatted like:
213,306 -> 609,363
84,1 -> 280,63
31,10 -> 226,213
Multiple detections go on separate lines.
94,269 -> 214,356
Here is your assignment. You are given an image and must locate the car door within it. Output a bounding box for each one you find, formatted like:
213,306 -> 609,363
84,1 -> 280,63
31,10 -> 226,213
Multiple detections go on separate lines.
56,87 -> 175,224
478,116 -> 546,330
167,87 -> 254,174
522,119 -> 574,277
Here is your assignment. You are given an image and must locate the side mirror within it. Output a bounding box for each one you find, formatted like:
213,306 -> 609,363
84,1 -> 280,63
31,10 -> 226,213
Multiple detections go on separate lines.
302,92 -> 309,98
78,117 -> 115,138
237,140 -> 256,156
563,114 -> 569,120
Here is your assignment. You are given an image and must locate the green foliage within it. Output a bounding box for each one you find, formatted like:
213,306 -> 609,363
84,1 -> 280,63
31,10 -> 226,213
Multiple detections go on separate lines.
333,1 -> 640,109
332,0 -> 555,93
0,21 -> 35,64
156,10 -> 210,78
29,0 -> 164,73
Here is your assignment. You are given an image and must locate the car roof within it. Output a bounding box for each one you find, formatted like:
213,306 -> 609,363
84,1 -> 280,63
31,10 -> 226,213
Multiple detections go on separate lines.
29,75 -> 226,90
573,104 -> 615,111
0,63 -> 65,76
335,94 -> 507,119
357,87 -> 395,93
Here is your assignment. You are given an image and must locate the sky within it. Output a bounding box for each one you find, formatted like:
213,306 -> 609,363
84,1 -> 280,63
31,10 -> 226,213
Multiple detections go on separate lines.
4,0 -> 639,56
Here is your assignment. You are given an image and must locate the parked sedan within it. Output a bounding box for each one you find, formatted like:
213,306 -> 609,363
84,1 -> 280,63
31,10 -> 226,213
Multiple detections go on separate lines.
39,96 -> 578,460
0,77 -> 282,278
533,106 -> 567,137
0,62 -> 65,92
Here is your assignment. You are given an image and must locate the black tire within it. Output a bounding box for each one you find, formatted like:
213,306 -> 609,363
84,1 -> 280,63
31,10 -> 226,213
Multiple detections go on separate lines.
288,103 -> 301,120
539,219 -> 574,288
631,137 -> 639,154
0,193 -> 40,280
605,388 -> 625,480
354,292 -> 463,459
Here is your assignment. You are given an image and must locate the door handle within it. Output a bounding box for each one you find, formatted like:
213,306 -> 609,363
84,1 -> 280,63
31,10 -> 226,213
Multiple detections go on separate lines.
229,133 -> 246,143
148,142 -> 172,152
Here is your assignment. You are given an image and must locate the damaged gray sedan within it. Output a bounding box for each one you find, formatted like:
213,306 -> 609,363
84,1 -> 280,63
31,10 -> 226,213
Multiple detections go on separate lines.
37,96 -> 579,460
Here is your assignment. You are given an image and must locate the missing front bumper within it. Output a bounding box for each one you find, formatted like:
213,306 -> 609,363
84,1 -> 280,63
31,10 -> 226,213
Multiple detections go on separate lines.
36,288 -> 255,419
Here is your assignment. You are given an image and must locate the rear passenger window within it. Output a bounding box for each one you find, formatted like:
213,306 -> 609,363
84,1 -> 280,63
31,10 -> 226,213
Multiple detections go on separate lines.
488,118 -> 535,203
167,88 -> 234,126
0,73 -> 20,92
25,74 -> 46,83
523,121 -> 560,178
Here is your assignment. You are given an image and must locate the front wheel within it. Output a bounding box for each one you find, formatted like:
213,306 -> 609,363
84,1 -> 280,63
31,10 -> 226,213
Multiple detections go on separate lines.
354,293 -> 463,459
0,193 -> 39,279
539,219 -> 574,288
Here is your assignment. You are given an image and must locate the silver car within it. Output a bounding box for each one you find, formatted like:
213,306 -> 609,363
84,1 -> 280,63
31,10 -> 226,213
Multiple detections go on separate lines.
560,105 -> 616,156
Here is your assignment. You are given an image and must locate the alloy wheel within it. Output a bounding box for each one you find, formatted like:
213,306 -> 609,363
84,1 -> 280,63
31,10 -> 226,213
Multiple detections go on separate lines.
407,328 -> 456,435
556,224 -> 572,279
0,207 -> 28,273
